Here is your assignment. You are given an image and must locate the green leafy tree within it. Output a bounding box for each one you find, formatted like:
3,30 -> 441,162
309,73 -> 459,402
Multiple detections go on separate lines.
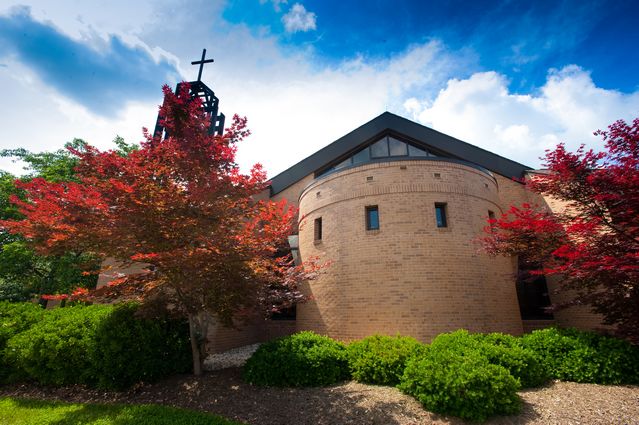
0,137 -> 136,300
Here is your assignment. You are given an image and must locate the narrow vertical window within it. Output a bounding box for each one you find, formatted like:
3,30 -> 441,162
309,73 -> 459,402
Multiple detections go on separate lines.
488,210 -> 496,229
366,206 -> 379,230
435,203 -> 447,228
314,217 -> 322,241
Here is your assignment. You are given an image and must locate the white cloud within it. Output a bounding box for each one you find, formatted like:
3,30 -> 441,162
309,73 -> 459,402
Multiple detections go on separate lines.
2,0 -> 638,183
281,3 -> 316,33
405,66 -> 639,167
260,0 -> 288,12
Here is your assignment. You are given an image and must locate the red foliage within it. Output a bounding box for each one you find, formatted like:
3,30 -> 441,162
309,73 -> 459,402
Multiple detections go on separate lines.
1,84 -> 323,370
481,118 -> 639,342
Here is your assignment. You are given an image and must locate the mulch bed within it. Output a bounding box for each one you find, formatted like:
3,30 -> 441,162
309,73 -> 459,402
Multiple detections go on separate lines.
1,368 -> 638,424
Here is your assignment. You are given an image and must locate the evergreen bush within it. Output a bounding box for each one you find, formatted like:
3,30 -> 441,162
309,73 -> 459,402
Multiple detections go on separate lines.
3,303 -> 191,389
6,304 -> 111,385
398,346 -> 521,421
243,331 -> 349,387
476,333 -> 549,388
521,327 -> 639,384
347,335 -> 425,385
91,303 -> 191,389
0,301 -> 44,382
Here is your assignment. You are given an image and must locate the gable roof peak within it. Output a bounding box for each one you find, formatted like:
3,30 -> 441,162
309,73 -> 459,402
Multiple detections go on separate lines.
269,112 -> 533,195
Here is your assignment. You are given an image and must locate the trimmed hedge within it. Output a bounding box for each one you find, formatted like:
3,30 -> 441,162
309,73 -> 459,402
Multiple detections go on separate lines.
0,301 -> 45,382
430,330 -> 549,388
347,335 -> 425,385
243,331 -> 349,387
2,302 -> 190,389
398,346 -> 521,421
475,333 -> 549,388
520,327 -> 639,384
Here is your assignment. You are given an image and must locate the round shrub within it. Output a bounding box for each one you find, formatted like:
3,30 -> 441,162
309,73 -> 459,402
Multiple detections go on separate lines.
347,335 -> 425,385
243,331 -> 349,387
398,347 -> 521,421
430,330 -> 548,388
476,333 -> 549,388
6,304 -> 111,385
521,327 -> 639,384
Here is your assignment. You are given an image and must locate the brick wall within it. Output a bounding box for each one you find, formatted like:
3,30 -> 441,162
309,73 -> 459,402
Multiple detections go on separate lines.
296,160 -> 524,343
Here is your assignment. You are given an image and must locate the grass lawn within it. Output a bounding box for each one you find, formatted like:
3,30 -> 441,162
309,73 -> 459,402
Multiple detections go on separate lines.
0,397 -> 245,425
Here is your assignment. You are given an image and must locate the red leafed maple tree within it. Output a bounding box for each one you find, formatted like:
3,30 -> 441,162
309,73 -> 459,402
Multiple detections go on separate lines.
1,84 -> 321,374
481,117 -> 639,343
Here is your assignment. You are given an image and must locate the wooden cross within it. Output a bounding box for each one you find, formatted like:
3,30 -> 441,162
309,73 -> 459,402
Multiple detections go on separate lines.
191,48 -> 214,82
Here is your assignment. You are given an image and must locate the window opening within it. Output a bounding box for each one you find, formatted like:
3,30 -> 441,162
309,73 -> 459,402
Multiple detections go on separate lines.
366,206 -> 379,230
314,217 -> 322,241
435,203 -> 447,228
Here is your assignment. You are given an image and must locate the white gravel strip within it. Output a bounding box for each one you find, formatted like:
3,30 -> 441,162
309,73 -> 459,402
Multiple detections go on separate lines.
203,343 -> 261,371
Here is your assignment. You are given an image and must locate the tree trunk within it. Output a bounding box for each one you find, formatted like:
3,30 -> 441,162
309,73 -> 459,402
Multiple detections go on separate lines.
188,313 -> 203,376
188,311 -> 212,376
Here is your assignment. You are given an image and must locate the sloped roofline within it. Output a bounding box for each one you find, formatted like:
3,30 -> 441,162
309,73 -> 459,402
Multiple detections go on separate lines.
269,112 -> 533,195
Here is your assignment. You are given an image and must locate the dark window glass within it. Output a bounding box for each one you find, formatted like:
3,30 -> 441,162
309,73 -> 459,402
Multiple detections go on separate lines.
352,148 -> 370,164
334,157 -> 351,170
408,144 -> 428,157
314,217 -> 322,241
270,305 -> 297,321
366,206 -> 379,230
516,259 -> 553,320
370,137 -> 389,158
388,137 -> 408,156
435,203 -> 447,228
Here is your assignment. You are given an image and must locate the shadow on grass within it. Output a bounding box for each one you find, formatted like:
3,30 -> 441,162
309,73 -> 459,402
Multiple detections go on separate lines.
2,397 -> 243,425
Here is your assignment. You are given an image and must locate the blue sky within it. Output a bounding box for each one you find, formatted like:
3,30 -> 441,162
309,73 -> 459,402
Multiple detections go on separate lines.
0,0 -> 638,176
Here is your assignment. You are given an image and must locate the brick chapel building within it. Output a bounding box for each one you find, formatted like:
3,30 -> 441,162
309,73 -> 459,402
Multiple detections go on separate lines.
98,112 -> 606,353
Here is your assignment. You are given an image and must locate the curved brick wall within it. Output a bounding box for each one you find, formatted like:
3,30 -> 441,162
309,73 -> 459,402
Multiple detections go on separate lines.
297,159 -> 524,342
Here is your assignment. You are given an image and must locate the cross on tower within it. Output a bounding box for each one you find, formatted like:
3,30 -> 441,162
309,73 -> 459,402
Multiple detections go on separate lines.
191,48 -> 214,82
153,48 -> 225,139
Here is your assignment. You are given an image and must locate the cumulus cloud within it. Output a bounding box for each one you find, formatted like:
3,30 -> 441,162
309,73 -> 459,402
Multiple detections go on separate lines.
404,66 -> 639,167
282,3 -> 316,33
0,7 -> 178,117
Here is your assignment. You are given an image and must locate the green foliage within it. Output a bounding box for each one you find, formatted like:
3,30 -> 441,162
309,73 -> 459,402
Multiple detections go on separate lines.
475,333 -> 549,388
91,303 -> 191,390
0,397 -> 244,425
244,331 -> 349,387
6,304 -> 112,385
0,279 -> 30,302
521,327 -> 639,384
429,330 -> 548,388
0,302 -> 44,381
2,303 -> 190,389
0,137 -> 137,300
398,346 -> 521,421
347,335 -> 425,385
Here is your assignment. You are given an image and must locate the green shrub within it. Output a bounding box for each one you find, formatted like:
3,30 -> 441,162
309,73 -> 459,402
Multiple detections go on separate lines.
6,304 -> 112,385
398,346 -> 521,421
91,303 -> 191,390
521,327 -> 639,384
347,335 -> 425,385
476,333 -> 549,388
0,301 -> 45,382
4,303 -> 191,389
243,331 -> 349,387
429,330 -> 548,388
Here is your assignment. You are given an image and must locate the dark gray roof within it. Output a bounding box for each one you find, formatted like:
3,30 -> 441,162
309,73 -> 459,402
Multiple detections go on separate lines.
269,112 -> 533,195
